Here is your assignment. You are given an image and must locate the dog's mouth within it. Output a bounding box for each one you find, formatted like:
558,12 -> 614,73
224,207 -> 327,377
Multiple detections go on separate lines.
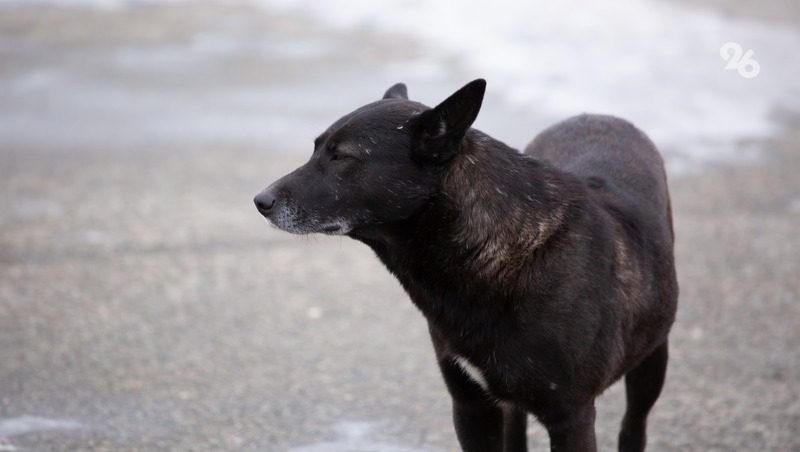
321,224 -> 343,234
260,201 -> 350,236
266,219 -> 345,236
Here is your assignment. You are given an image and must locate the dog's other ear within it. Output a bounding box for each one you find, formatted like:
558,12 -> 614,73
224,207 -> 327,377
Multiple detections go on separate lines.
412,79 -> 486,162
383,83 -> 408,100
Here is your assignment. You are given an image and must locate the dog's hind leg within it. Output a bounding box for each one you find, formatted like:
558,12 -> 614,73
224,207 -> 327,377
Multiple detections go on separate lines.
618,341 -> 669,452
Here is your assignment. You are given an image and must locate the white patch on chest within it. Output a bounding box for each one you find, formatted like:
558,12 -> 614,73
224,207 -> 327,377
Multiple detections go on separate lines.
453,356 -> 489,391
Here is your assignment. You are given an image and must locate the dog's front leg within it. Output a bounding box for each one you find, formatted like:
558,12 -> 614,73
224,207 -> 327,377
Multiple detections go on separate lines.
542,403 -> 597,452
452,399 -> 504,452
437,358 -> 519,452
502,404 -> 529,452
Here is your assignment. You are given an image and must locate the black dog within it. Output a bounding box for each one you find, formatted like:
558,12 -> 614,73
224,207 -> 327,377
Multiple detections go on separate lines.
254,80 -> 678,451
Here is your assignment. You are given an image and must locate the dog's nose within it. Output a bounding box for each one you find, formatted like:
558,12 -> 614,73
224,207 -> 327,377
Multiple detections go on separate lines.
254,190 -> 276,216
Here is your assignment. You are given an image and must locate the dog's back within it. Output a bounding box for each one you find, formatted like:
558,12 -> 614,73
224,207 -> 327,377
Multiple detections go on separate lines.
525,114 -> 673,243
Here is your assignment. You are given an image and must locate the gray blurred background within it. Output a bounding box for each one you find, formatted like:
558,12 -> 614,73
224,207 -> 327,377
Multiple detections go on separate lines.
0,0 -> 798,450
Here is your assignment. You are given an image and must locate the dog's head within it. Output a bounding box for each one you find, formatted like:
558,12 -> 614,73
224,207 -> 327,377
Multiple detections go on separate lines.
254,79 -> 486,235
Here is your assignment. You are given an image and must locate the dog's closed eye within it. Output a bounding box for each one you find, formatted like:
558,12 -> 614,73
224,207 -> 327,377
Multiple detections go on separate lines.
327,142 -> 360,162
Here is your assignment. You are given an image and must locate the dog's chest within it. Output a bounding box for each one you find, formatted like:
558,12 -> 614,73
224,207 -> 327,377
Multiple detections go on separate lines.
453,355 -> 491,391
452,354 -> 560,403
452,355 -> 518,405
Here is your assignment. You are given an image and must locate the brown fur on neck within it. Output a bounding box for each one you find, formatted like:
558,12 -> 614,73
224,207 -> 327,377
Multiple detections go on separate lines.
439,131 -> 582,284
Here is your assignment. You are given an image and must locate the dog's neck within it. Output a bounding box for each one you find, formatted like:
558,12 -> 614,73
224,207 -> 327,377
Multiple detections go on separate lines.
353,131 -> 585,317
435,131 -> 582,285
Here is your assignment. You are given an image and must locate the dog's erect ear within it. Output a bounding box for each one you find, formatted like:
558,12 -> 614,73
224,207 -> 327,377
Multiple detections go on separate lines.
412,79 -> 486,162
383,83 -> 408,100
